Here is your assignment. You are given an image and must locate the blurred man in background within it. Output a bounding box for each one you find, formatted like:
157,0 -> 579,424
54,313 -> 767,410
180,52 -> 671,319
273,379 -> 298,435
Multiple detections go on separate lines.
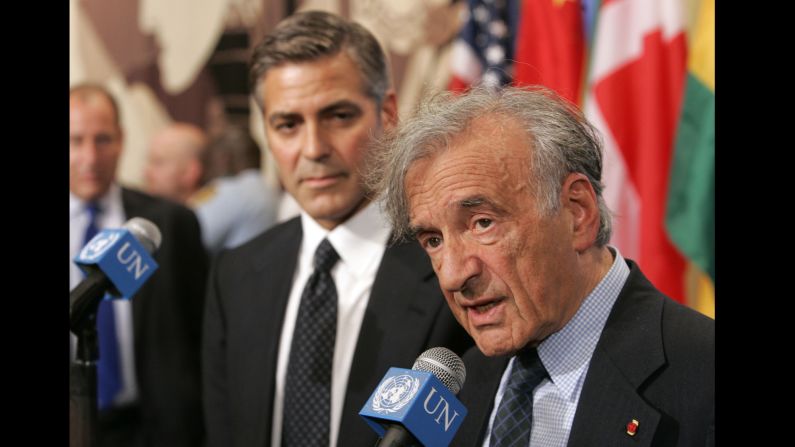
70,84 -> 208,447
190,125 -> 279,254
144,122 -> 207,204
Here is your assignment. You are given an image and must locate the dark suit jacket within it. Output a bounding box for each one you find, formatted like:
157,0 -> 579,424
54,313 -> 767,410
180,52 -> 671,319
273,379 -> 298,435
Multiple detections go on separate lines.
121,188 -> 209,446
202,217 -> 474,447
451,259 -> 714,447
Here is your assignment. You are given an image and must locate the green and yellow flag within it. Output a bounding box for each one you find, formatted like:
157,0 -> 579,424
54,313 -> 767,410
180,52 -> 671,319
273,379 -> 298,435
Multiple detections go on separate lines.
666,0 -> 715,318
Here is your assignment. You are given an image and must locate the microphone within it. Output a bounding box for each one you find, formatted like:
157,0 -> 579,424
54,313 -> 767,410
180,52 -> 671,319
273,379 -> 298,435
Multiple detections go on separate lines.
69,217 -> 161,334
360,347 -> 468,447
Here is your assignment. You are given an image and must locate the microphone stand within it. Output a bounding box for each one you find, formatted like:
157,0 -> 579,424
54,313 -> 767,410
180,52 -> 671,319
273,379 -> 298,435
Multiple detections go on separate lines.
69,274 -> 113,447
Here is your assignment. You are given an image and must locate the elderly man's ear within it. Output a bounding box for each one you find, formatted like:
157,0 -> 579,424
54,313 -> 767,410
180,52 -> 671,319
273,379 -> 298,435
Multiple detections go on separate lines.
561,173 -> 601,253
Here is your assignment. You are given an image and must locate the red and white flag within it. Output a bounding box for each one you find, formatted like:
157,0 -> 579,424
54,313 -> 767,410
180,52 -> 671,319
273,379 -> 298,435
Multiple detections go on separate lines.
584,0 -> 688,301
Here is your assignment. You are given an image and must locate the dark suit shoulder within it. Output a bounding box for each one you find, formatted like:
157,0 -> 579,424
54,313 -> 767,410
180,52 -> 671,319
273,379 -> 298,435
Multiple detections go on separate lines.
622,259 -> 714,366
661,295 -> 714,353
206,218 -> 303,306
212,217 -> 301,273
122,187 -> 194,220
224,216 -> 300,255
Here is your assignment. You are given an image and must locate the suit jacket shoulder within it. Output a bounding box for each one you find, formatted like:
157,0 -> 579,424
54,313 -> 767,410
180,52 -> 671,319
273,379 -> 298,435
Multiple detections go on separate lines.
563,260 -> 714,447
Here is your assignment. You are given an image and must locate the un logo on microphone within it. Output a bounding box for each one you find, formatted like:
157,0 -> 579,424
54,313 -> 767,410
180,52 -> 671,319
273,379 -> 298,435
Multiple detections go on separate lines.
79,230 -> 121,261
372,374 -> 420,414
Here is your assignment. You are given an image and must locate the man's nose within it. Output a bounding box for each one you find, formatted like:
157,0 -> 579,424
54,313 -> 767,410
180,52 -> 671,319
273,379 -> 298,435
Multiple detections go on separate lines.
301,121 -> 332,161
436,237 -> 482,297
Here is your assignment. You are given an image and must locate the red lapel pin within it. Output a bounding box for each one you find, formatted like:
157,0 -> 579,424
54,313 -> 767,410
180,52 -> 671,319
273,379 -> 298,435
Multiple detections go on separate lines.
626,419 -> 639,436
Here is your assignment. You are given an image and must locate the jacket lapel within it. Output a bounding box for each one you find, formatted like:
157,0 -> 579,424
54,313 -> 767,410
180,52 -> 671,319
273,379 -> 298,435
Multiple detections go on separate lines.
235,219 -> 302,446
566,261 -> 667,447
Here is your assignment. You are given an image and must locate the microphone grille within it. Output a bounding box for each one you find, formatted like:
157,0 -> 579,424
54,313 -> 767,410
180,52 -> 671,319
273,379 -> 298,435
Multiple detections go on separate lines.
124,217 -> 162,254
412,347 -> 466,394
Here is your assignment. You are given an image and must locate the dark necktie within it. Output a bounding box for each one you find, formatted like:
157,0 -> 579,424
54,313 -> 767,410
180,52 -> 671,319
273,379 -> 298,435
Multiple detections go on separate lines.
489,347 -> 549,447
282,238 -> 340,446
84,203 -> 122,410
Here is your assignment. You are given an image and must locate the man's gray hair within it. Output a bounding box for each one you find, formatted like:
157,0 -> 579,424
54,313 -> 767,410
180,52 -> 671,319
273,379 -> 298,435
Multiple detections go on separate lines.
367,86 -> 613,246
249,10 -> 390,110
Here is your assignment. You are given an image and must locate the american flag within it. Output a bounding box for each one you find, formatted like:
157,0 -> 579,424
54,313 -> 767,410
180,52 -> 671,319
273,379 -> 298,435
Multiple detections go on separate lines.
449,0 -> 520,91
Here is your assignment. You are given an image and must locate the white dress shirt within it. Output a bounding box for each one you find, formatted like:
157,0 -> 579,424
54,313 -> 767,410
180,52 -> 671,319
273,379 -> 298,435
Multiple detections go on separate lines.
481,247 -> 630,447
69,183 -> 139,407
271,202 -> 392,447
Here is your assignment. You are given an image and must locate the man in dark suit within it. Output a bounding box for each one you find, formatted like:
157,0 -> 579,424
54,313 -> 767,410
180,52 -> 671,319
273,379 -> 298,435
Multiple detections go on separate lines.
201,11 -> 473,447
70,84 -> 208,447
369,86 -> 714,446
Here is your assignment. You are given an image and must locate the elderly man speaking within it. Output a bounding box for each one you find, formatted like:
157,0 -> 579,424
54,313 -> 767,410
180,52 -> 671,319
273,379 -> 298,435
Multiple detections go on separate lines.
368,86 -> 714,447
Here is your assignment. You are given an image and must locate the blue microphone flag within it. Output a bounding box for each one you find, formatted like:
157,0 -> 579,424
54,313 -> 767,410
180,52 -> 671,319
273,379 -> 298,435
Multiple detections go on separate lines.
74,228 -> 158,299
360,367 -> 467,447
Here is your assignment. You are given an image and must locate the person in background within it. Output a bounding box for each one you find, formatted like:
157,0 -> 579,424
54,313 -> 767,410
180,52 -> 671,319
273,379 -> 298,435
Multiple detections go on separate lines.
189,125 -> 279,254
369,86 -> 714,447
70,84 -> 208,447
144,122 -> 207,204
201,11 -> 473,447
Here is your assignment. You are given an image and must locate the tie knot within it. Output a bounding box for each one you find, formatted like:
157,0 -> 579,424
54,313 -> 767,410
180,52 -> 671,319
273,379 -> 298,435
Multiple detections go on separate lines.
313,239 -> 339,272
86,202 -> 101,219
507,347 -> 548,394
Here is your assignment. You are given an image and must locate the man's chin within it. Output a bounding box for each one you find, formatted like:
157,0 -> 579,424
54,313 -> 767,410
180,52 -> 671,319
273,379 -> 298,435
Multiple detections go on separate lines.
302,194 -> 368,223
72,184 -> 110,202
472,329 -> 517,358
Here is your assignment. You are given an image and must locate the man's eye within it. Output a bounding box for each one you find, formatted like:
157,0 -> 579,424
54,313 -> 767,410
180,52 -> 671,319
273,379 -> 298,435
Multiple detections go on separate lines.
476,218 -> 493,229
276,121 -> 296,131
95,135 -> 114,146
427,236 -> 442,248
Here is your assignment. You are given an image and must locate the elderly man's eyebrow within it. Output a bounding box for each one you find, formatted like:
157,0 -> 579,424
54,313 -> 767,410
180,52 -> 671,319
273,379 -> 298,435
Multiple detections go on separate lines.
458,196 -> 509,216
460,197 -> 485,208
407,225 -> 428,239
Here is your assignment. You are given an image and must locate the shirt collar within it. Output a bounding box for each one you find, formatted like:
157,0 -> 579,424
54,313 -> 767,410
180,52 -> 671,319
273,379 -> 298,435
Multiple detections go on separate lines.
69,183 -> 124,220
299,201 -> 391,279
536,246 -> 630,401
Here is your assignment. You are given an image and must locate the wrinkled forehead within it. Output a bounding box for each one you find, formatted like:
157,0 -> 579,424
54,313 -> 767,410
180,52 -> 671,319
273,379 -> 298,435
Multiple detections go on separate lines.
406,129 -> 534,216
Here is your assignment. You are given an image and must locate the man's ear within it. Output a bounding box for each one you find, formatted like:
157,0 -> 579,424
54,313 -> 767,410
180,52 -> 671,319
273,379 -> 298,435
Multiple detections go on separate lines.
380,89 -> 398,131
186,159 -> 203,189
561,172 -> 600,252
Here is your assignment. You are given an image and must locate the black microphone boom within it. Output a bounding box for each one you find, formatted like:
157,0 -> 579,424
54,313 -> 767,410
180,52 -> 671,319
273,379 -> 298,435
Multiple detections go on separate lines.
379,424 -> 419,447
69,271 -> 114,333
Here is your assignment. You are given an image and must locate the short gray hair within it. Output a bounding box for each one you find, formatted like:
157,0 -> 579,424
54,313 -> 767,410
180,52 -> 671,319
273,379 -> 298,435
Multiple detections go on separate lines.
249,10 -> 390,110
367,86 -> 612,246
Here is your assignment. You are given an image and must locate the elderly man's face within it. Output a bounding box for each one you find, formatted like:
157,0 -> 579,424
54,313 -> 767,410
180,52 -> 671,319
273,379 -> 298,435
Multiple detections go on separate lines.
405,117 -> 585,356
258,52 -> 397,230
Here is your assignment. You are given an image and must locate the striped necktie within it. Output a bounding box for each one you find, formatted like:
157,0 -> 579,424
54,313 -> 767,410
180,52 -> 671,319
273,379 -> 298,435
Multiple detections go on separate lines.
489,347 -> 549,447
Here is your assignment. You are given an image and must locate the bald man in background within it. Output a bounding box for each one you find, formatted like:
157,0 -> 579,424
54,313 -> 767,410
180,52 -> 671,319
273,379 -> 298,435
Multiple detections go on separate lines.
189,126 -> 280,255
144,123 -> 208,204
